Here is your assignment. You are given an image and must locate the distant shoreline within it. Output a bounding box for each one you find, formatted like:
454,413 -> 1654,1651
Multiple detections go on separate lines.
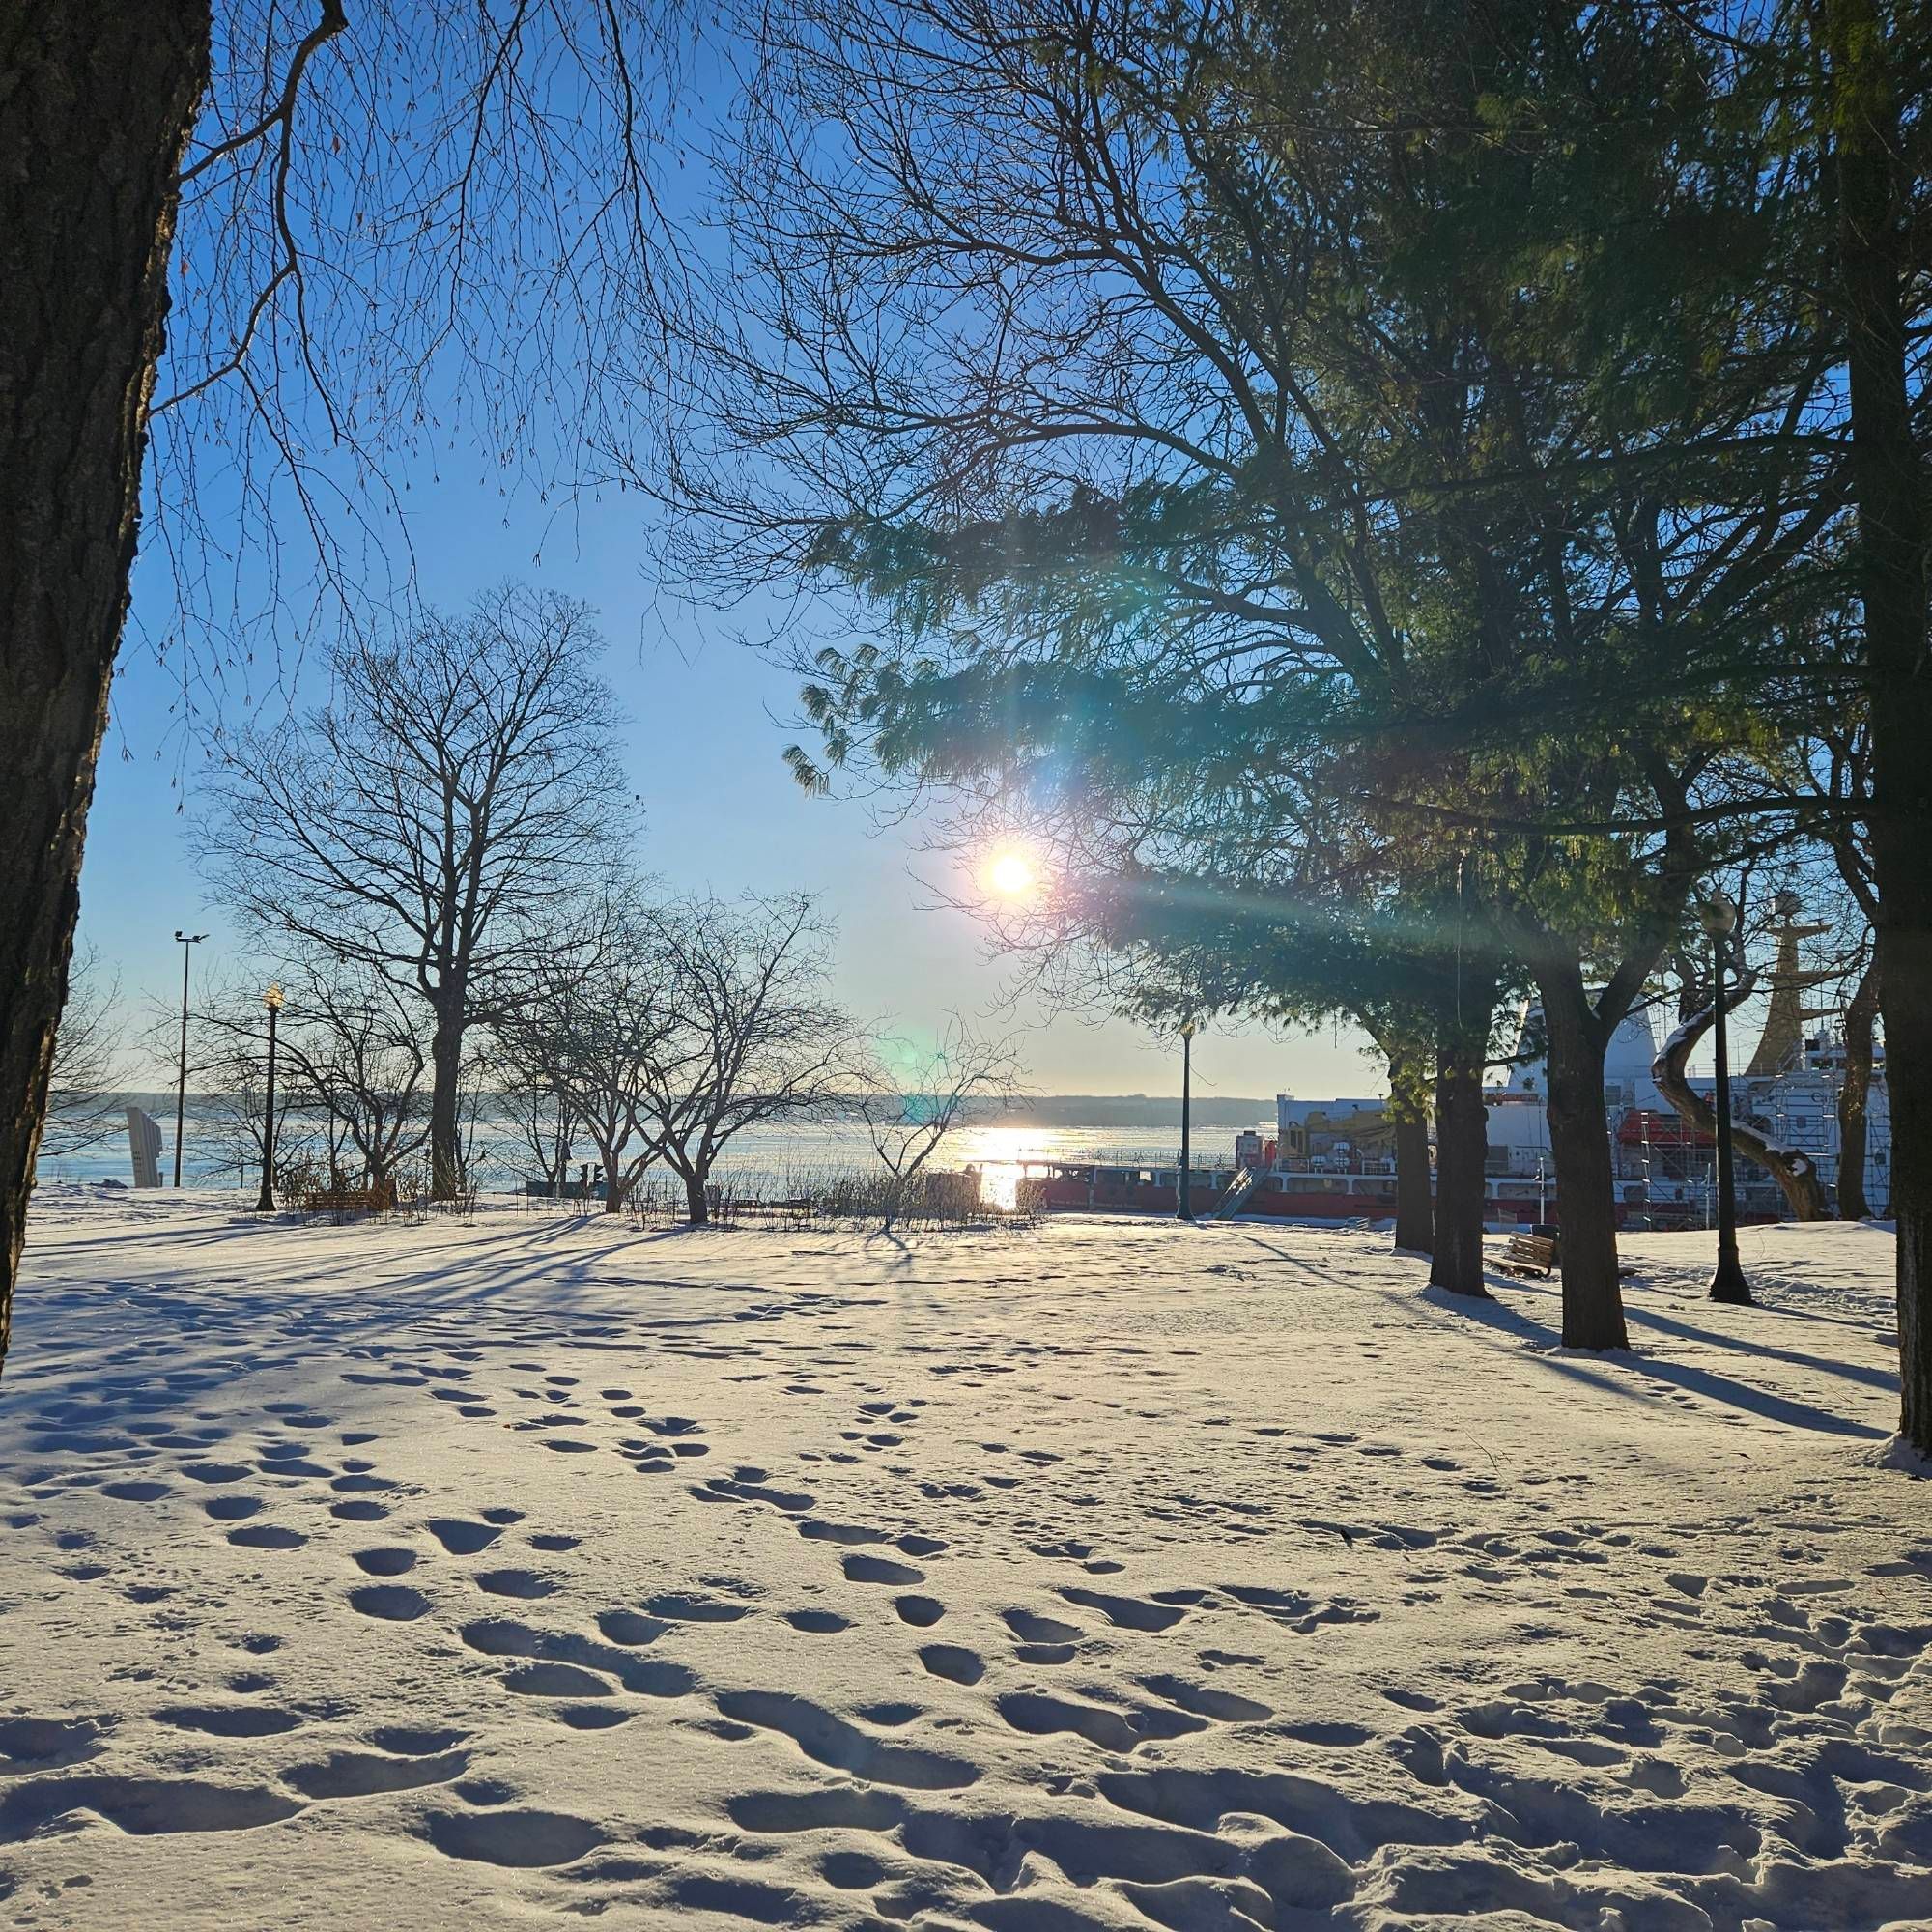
71,1092 -> 1293,1130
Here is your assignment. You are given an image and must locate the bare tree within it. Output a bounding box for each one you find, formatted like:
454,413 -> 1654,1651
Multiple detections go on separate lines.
2,3 -> 691,1374
639,895 -> 856,1227
496,1050 -> 578,1200
274,952 -> 431,1198
495,890 -> 677,1213
43,948 -> 126,1161
849,1018 -> 1023,1234
196,585 -> 630,1198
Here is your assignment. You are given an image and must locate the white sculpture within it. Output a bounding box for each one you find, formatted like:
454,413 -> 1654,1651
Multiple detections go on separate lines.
127,1108 -> 163,1189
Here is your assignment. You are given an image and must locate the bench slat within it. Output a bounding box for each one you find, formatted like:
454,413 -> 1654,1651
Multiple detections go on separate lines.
1499,1232 -> 1556,1277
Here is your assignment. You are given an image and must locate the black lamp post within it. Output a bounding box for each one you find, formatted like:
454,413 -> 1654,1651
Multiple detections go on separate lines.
255,982 -> 285,1213
172,930 -> 207,1187
1699,895 -> 1753,1305
1178,1019 -> 1198,1222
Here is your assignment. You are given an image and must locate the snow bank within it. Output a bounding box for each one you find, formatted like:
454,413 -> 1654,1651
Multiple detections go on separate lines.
0,1189 -> 1925,1929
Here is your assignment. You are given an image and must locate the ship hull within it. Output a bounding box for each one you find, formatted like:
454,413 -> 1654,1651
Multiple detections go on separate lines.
1023,1164 -> 1776,1231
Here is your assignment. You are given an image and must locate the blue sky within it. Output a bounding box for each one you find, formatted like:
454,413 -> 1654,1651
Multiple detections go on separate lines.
85,457 -> 1378,1102
75,23 -> 1385,1104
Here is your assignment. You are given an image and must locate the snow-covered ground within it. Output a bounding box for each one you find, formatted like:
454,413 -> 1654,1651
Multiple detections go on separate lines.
1,1189 -> 1926,1930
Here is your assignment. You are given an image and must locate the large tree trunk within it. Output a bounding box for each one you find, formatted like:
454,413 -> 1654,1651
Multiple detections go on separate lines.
1388,1045 -> 1433,1255
1824,0 -> 1932,1450
1652,978 -> 1833,1221
427,1008 -> 466,1199
1429,1042 -> 1491,1297
1394,1114 -> 1434,1255
683,1167 -> 711,1227
1538,962 -> 1629,1350
1837,960 -> 1880,1220
0,6 -> 213,1378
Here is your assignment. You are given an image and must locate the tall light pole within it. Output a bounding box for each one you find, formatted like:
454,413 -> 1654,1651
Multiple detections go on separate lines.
1178,1019 -> 1198,1222
255,982 -> 285,1213
171,930 -> 207,1187
1700,895 -> 1753,1305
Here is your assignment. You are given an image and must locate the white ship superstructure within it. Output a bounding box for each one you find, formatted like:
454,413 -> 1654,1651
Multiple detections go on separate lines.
1485,998 -> 1890,1218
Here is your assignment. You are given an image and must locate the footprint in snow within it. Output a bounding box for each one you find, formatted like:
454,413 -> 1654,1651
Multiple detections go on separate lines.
459,1616 -> 696,1699
156,1704 -> 304,1739
0,1718 -> 104,1774
1137,1673 -> 1273,1722
352,1548 -> 417,1577
348,1584 -> 431,1622
475,1569 -> 559,1600
712,1688 -> 980,1790
918,1644 -> 984,1686
284,1747 -> 469,1799
425,1519 -> 502,1555
784,1609 -> 853,1634
417,1806 -> 607,1869
1003,1608 -> 1085,1645
842,1554 -> 924,1586
995,1690 -> 1205,1752
100,1480 -> 171,1504
798,1518 -> 891,1547
644,1592 -> 753,1622
229,1523 -> 306,1550
1058,1585 -> 1187,1633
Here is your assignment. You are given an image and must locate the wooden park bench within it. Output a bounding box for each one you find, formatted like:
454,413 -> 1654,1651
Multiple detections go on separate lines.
297,1187 -> 385,1220
731,1196 -> 815,1227
1497,1231 -> 1557,1278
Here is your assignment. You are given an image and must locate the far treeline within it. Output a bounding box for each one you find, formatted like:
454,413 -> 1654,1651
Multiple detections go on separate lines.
5,2 -> 1930,1463
172,585 -> 1020,1234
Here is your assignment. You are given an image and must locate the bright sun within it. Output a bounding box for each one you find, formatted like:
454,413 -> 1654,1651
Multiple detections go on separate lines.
987,851 -> 1037,897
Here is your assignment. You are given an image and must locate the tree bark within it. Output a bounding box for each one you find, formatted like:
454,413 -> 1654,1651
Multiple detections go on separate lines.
1394,1113 -> 1434,1255
1388,1045 -> 1434,1255
1538,961 -> 1630,1350
0,5 -> 213,1378
427,1007 -> 466,1199
684,1168 -> 711,1227
1652,979 -> 1833,1222
1822,0 -> 1932,1449
1429,1041 -> 1491,1297
1837,959 -> 1880,1220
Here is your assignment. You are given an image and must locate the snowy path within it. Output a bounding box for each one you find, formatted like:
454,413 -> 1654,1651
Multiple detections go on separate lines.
0,1191 -> 1926,1929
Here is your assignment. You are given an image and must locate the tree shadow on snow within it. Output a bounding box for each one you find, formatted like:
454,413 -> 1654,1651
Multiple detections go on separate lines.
1418,1281 -> 1889,1438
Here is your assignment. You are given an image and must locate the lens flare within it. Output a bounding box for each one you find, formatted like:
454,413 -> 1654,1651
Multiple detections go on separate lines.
987,851 -> 1037,897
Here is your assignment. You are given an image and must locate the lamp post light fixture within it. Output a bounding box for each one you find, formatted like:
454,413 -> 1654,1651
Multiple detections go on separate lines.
255,982 -> 286,1214
1178,1019 -> 1199,1223
172,930 -> 207,1187
1699,894 -> 1753,1305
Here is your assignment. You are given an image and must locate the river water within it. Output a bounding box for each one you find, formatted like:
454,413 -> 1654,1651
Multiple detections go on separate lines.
38,1104 -> 1236,1208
